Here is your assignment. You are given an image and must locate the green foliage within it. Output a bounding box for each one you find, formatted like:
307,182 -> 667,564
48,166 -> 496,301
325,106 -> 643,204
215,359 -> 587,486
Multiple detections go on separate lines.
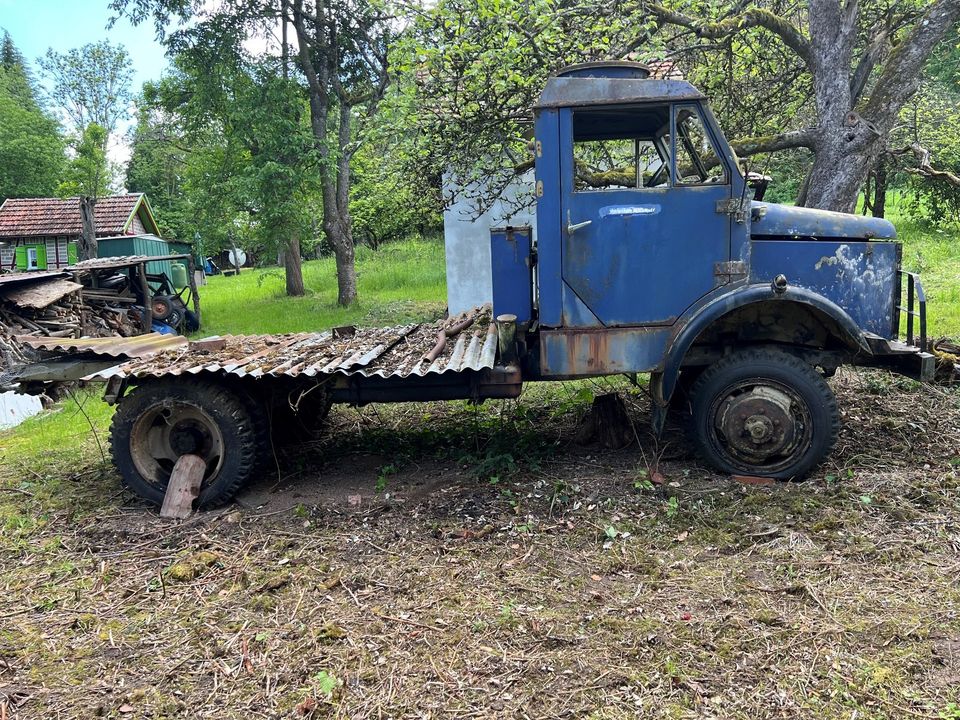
900,77 -> 960,226
0,34 -> 65,201
57,123 -> 110,198
125,100 -> 191,239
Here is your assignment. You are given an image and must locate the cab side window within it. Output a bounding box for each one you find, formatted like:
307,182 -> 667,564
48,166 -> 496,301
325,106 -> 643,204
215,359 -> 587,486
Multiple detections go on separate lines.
673,105 -> 728,186
571,105 -> 671,192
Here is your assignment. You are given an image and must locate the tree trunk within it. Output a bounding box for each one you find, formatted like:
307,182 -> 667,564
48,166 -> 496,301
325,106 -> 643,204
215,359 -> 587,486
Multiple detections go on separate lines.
284,232 -> 305,297
872,160 -> 888,218
803,134 -> 879,213
78,196 -> 97,261
228,236 -> 242,275
333,238 -> 357,307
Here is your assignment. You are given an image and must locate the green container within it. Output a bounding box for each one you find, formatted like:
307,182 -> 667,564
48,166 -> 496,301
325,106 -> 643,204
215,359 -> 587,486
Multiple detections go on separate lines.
170,262 -> 188,289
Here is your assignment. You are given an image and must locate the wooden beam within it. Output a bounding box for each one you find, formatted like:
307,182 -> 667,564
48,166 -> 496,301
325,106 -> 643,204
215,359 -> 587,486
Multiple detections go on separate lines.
159,454 -> 206,519
138,262 -> 152,333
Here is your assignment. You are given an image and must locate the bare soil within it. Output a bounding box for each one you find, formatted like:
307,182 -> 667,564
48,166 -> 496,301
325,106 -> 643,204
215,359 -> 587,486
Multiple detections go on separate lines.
1,369 -> 959,719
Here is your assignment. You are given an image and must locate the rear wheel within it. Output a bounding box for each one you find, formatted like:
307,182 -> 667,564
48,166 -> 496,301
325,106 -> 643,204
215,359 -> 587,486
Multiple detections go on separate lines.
110,379 -> 264,507
687,348 -> 838,479
269,384 -> 334,445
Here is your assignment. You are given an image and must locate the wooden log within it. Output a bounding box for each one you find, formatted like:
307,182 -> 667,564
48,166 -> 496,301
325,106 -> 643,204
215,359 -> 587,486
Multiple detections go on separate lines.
574,393 -> 634,449
159,454 -> 206,519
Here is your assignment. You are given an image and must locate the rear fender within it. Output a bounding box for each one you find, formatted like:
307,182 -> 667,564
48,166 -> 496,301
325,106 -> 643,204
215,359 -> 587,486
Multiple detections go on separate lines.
652,284 -> 871,407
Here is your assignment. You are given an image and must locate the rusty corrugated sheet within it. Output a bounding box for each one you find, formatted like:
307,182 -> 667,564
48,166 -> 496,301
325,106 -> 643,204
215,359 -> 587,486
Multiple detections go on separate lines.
72,254 -> 189,271
20,332 -> 189,358
88,308 -> 497,381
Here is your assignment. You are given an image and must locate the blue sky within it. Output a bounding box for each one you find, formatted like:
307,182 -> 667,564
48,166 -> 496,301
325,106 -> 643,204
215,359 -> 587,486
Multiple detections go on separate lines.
0,0 -> 171,91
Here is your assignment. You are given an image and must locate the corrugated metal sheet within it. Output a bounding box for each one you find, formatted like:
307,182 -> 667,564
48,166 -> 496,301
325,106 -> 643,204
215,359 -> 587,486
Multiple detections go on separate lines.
20,332 -> 189,358
87,308 -> 497,381
0,195 -> 146,238
72,254 -> 189,271
0,278 -> 83,309
0,270 -> 69,286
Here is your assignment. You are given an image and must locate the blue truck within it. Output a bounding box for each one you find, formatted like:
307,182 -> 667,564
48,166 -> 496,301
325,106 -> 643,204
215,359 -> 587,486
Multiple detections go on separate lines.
12,61 -> 934,508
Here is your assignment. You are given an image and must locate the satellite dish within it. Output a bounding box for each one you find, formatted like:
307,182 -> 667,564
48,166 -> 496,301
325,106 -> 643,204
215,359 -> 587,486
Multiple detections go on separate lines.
228,248 -> 247,267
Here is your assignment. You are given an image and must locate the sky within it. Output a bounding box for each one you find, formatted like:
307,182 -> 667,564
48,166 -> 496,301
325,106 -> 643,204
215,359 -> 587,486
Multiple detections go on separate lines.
0,0 -> 171,92
0,0 -> 174,172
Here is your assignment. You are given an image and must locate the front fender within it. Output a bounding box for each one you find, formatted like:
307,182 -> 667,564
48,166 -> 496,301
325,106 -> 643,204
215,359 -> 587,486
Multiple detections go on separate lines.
652,284 -> 872,407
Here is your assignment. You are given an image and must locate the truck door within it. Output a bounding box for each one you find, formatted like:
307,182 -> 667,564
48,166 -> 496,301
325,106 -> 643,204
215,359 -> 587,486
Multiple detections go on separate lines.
560,103 -> 733,326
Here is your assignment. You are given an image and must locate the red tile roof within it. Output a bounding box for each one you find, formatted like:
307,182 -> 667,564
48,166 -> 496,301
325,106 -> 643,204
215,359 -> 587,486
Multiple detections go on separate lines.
0,194 -> 154,238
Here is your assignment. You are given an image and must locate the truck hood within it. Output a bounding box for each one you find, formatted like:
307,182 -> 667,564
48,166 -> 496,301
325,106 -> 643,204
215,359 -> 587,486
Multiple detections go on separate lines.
751,201 -> 897,240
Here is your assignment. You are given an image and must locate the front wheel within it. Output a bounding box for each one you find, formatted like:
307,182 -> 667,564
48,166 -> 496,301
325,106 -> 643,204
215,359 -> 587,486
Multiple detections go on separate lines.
687,348 -> 839,479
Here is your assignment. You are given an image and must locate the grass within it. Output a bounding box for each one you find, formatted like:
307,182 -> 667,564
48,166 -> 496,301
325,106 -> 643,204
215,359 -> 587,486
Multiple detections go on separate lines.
197,234 -> 448,335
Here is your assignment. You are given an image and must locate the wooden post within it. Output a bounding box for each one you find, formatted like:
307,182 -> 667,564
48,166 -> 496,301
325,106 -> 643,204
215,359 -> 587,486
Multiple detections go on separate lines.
228,235 -> 242,275
79,196 -> 98,261
160,454 -> 206,519
138,262 -> 152,334
187,254 -> 201,323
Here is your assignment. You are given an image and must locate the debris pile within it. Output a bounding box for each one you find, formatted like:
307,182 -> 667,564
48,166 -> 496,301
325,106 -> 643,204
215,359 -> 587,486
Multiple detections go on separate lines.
80,286 -> 144,337
0,271 -> 148,376
932,337 -> 960,382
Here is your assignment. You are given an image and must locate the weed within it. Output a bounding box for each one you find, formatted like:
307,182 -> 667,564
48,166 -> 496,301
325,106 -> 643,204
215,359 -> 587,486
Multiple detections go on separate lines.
375,464 -> 397,493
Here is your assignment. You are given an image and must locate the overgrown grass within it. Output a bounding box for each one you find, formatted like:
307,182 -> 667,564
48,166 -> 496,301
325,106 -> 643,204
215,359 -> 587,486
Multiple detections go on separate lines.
198,234 -> 447,335
883,195 -> 960,336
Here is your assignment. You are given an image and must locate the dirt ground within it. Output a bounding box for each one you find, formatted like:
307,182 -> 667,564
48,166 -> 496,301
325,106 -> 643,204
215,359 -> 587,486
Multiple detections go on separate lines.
1,369 -> 959,719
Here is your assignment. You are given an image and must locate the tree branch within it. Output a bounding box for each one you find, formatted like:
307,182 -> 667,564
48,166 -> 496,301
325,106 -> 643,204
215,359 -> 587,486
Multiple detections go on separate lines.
893,142 -> 960,187
863,0 -> 960,129
730,128 -> 816,156
646,2 -> 812,66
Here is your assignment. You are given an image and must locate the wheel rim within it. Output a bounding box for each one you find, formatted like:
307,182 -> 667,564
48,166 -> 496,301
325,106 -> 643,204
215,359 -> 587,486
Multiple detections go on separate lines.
129,401 -> 225,491
706,378 -> 813,475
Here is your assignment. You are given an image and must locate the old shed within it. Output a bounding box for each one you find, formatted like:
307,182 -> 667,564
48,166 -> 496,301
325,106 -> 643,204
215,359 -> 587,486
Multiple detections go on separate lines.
0,194 -> 161,271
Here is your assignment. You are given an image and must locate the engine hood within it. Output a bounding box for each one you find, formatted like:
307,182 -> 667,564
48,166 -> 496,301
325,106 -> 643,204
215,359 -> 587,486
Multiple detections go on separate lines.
751,201 -> 897,240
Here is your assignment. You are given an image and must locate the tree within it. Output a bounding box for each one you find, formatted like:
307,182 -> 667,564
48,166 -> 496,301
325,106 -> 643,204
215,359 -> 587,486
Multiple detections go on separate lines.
125,95 -> 191,239
146,53 -> 321,295
404,0 -> 960,213
112,0 -> 392,306
642,0 -> 960,212
39,40 -> 134,146
288,0 -> 391,305
0,35 -> 65,202
59,123 -> 110,199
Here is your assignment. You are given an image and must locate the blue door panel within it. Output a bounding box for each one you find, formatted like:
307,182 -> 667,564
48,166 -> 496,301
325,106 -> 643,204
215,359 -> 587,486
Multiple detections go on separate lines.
750,239 -> 899,338
535,110 -> 563,327
562,185 -> 730,326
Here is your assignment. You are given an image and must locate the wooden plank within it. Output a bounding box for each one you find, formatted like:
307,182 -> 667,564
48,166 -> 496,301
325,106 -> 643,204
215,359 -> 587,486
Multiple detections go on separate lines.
159,454 -> 206,519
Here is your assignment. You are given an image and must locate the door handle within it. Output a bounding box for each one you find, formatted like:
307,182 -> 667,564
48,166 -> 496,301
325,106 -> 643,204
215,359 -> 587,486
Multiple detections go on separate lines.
567,210 -> 592,234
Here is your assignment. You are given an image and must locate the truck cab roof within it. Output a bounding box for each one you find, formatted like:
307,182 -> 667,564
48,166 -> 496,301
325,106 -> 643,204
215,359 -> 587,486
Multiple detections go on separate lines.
536,61 -> 705,109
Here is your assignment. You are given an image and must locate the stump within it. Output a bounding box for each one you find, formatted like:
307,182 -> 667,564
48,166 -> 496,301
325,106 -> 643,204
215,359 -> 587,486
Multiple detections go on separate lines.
574,393 -> 634,449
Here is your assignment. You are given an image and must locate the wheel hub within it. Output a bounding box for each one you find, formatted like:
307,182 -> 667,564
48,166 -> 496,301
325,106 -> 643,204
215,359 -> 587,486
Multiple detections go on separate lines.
169,420 -> 211,455
130,402 -> 224,488
719,386 -> 796,460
